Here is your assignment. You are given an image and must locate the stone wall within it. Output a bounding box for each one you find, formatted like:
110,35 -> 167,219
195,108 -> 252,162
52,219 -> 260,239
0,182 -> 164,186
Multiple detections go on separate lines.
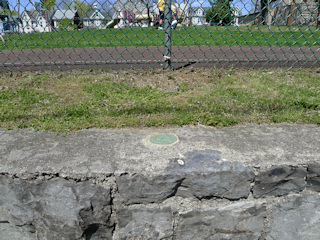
1,157 -> 320,239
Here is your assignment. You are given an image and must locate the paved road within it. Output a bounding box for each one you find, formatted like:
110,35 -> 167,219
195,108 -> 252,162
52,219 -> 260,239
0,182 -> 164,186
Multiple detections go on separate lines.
1,45 -> 319,71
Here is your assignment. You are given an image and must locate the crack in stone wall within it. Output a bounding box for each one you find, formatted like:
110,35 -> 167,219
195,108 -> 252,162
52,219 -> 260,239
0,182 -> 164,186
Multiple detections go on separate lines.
1,162 -> 320,239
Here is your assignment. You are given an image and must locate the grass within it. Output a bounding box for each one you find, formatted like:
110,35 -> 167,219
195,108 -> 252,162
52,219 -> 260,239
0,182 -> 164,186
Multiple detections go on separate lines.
0,68 -> 320,132
0,25 -> 319,50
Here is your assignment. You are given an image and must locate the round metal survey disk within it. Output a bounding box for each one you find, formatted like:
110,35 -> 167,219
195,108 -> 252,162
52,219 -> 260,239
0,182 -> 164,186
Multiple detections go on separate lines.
147,133 -> 179,146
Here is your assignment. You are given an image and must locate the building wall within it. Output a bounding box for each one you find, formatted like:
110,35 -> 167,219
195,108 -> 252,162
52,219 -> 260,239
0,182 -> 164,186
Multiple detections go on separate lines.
239,1 -> 318,27
272,2 -> 318,25
20,13 -> 33,33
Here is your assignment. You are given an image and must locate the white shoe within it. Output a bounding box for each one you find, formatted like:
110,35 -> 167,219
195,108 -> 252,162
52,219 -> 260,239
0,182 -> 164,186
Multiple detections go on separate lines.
158,27 -> 163,30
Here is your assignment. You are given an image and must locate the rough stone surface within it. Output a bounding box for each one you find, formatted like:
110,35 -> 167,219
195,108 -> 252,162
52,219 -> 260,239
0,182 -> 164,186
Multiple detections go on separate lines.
116,173 -> 183,204
307,163 -> 320,191
253,165 -> 307,198
176,201 -> 266,240
267,193 -> 320,240
116,150 -> 255,204
175,150 -> 255,200
0,222 -> 35,240
117,207 -> 173,240
0,176 -> 113,240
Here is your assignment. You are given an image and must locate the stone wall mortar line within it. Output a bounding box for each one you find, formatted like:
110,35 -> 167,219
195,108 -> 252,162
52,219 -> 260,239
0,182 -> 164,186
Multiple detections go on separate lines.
1,161 -> 320,203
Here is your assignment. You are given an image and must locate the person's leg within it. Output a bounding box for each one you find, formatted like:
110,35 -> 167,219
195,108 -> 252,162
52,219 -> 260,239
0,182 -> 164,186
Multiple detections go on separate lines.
159,11 -> 164,29
171,15 -> 177,29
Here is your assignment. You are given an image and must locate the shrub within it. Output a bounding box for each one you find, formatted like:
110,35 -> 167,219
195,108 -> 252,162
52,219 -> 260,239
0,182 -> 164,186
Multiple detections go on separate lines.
59,19 -> 77,31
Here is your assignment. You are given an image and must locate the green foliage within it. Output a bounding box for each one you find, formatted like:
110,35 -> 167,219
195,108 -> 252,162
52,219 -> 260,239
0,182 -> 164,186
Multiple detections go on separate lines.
64,0 -> 92,17
59,19 -> 76,31
205,0 -> 233,25
0,8 -> 18,16
40,0 -> 56,10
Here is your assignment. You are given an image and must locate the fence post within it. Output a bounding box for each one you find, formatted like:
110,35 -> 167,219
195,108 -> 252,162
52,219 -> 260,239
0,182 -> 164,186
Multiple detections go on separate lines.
164,0 -> 172,70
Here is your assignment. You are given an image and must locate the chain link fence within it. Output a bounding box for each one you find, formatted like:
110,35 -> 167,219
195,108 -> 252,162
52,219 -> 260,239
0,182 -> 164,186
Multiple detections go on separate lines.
0,0 -> 319,71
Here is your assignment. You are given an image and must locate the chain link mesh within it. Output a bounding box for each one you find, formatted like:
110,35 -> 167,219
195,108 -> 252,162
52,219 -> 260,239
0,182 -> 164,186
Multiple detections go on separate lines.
0,0 -> 319,70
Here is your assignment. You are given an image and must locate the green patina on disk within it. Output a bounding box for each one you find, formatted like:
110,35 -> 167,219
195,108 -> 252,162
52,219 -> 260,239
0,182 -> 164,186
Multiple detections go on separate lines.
149,133 -> 178,145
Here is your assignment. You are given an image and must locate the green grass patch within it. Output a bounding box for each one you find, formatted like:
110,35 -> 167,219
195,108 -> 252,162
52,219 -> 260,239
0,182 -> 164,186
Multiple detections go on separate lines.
0,25 -> 319,50
0,68 -> 320,132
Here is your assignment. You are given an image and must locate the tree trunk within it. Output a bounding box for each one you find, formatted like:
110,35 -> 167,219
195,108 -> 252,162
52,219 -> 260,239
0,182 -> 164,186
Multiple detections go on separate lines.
317,0 -> 320,27
260,0 -> 268,25
146,3 -> 151,26
287,0 -> 295,26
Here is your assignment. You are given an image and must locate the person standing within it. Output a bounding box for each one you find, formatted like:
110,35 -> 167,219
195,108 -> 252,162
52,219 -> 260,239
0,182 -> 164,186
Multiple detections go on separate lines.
158,0 -> 165,29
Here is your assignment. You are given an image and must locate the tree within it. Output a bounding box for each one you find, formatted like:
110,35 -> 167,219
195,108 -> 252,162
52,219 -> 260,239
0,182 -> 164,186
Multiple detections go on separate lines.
41,0 -> 56,10
114,0 -> 137,12
205,0 -> 233,25
64,0 -> 92,17
249,0 -> 260,13
260,0 -> 268,24
138,0 -> 153,26
0,0 -> 10,10
249,0 -> 276,25
114,0 -> 153,26
97,0 -> 112,12
259,0 -> 282,25
0,8 -> 18,16
59,18 -> 77,30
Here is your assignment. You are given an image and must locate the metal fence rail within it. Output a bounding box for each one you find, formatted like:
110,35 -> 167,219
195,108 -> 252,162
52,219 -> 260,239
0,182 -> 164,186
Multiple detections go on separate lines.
0,0 -> 319,71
